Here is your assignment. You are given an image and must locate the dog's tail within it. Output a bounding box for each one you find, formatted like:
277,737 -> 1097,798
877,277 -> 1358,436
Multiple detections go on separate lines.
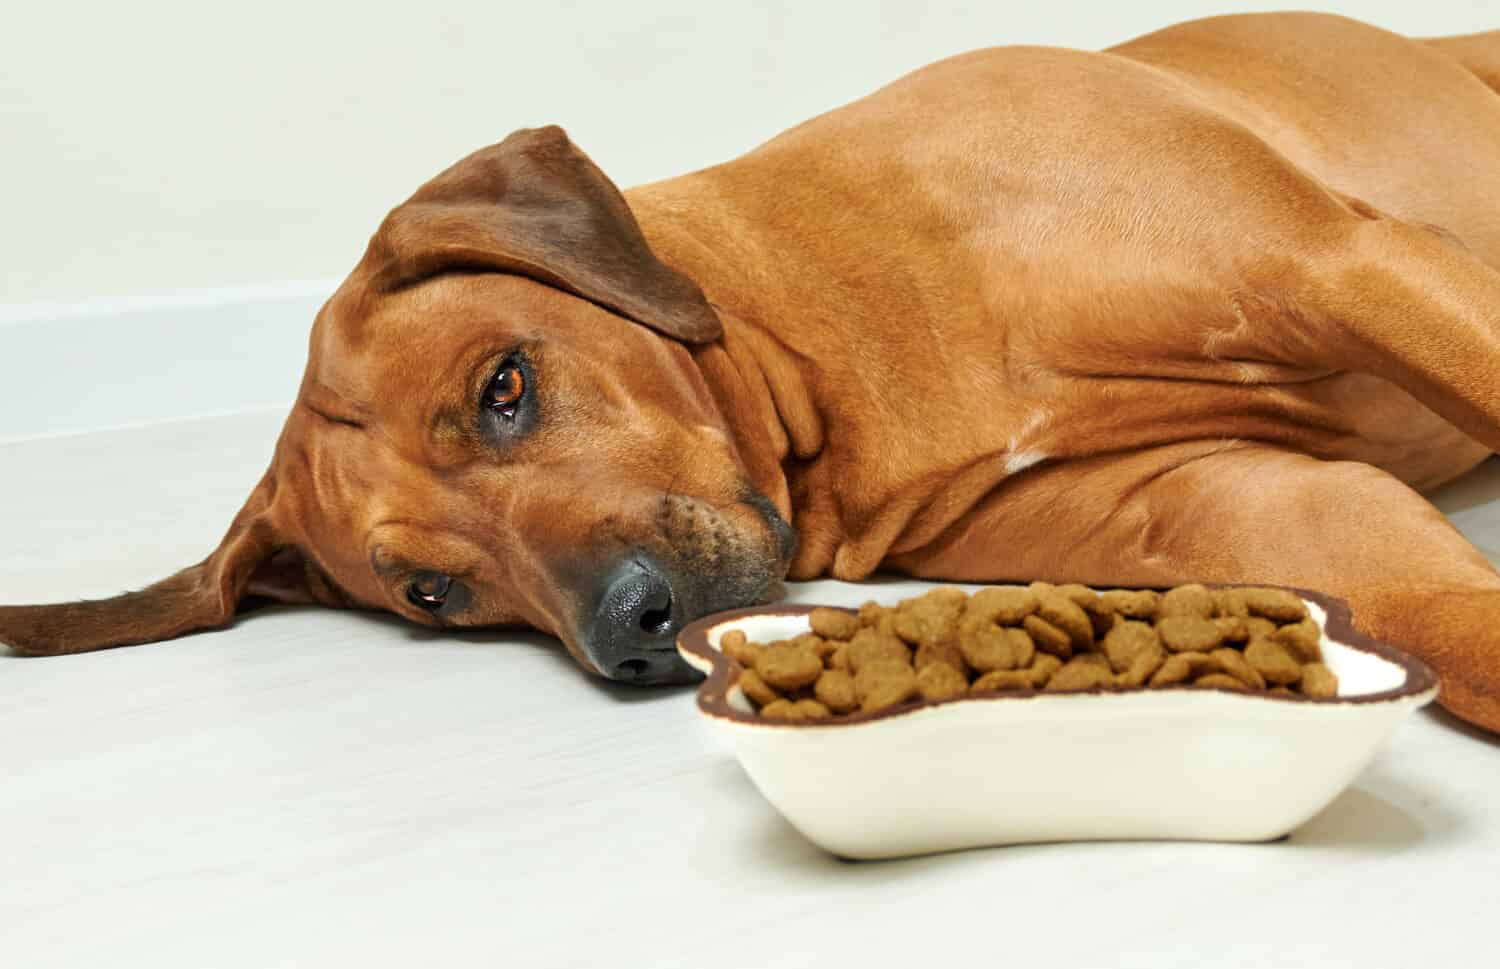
1425,30 -> 1500,98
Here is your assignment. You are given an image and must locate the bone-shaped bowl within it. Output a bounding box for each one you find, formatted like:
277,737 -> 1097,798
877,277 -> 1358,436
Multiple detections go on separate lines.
676,588 -> 1438,860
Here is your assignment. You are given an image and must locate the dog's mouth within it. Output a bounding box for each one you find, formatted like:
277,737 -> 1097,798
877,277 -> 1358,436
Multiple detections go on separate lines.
576,490 -> 795,686
741,488 -> 799,569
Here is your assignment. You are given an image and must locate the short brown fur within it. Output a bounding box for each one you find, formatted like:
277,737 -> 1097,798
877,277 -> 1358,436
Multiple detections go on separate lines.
5,13 -> 1500,732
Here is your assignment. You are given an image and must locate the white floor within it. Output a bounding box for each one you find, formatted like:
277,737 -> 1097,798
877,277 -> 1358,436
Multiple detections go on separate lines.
1,411 -> 1497,969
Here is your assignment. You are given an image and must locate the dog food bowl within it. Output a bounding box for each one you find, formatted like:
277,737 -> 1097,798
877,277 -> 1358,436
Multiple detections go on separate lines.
676,588 -> 1438,860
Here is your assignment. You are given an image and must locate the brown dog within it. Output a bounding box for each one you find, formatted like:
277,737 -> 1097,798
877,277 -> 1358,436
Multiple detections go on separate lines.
4,12 -> 1500,731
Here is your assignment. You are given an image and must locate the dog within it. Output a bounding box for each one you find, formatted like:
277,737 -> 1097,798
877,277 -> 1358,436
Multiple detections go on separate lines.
3,12 -> 1500,732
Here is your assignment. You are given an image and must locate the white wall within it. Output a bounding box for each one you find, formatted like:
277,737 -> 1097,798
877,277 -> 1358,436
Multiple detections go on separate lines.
4,1 -> 1495,308
0,1 -> 1495,442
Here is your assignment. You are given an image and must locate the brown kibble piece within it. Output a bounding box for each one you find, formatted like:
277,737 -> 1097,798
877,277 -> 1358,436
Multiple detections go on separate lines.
917,587 -> 970,613
1149,651 -> 1218,686
1028,653 -> 1064,686
1036,595 -> 1095,649
914,639 -> 968,675
972,669 -> 1037,692
965,586 -> 1039,626
855,659 -> 918,713
721,629 -> 761,667
809,607 -> 861,641
1245,638 -> 1303,686
1240,588 -> 1308,622
789,632 -> 823,651
1028,580 -> 1056,597
1214,589 -> 1250,618
1215,616 -> 1250,643
894,590 -> 966,648
1195,673 -> 1248,691
1246,617 -> 1277,640
846,627 -> 912,673
1102,619 -> 1158,674
759,699 -> 803,721
789,633 -> 834,664
738,668 -> 780,708
1055,583 -> 1101,611
1023,614 -> 1073,659
916,662 -> 969,702
857,600 -> 887,627
810,638 -> 841,663
1157,615 -> 1224,653
1046,655 -> 1115,691
1210,647 -> 1267,690
814,669 -> 858,713
1116,642 -> 1167,687
1300,662 -> 1339,698
828,644 -> 851,672
1158,584 -> 1216,619
1275,619 -> 1323,663
794,699 -> 832,720
1096,589 -> 1161,619
893,607 -> 956,648
754,643 -> 824,691
960,625 -> 1035,672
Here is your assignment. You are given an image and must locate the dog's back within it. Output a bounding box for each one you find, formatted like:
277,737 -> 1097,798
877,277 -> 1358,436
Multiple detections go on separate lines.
1111,14 -> 1500,265
1427,29 -> 1500,96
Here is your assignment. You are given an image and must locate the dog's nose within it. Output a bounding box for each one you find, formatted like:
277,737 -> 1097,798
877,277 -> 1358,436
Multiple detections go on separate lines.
588,558 -> 702,685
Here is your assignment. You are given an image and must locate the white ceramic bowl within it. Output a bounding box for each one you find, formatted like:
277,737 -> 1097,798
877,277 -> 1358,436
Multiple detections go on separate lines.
676,588 -> 1438,860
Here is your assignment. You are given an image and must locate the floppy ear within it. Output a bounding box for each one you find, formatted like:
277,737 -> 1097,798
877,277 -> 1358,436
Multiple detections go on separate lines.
368,125 -> 723,344
0,476 -> 322,656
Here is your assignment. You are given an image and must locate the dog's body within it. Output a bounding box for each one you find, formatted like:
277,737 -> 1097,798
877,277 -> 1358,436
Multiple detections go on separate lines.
627,13 -> 1500,568
6,13 -> 1500,731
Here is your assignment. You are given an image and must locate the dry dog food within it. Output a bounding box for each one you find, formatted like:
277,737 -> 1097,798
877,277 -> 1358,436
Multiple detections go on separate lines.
723,584 -> 1339,722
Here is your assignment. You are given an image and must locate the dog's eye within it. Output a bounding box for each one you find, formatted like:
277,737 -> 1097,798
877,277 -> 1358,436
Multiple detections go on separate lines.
486,359 -> 525,419
407,572 -> 453,611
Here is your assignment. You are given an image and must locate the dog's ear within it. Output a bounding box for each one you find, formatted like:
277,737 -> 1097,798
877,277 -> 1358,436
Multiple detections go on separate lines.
0,475 -> 324,656
367,125 -> 723,344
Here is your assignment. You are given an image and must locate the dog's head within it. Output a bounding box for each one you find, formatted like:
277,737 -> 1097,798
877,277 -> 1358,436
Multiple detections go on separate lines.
0,127 -> 795,684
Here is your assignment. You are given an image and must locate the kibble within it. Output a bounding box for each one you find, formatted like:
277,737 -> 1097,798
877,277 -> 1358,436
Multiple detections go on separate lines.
814,669 -> 858,713
916,662 -> 969,702
729,584 -> 1339,721
855,659 -> 918,713
809,607 -> 861,641
754,642 -> 823,691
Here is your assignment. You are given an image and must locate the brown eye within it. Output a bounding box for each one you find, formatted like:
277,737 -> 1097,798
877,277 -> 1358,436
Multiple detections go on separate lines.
407,572 -> 453,611
486,360 -> 525,417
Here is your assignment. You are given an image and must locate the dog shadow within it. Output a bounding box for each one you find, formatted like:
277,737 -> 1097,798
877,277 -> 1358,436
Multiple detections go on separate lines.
389,611 -> 705,705
1420,704 -> 1500,749
1429,454 -> 1500,515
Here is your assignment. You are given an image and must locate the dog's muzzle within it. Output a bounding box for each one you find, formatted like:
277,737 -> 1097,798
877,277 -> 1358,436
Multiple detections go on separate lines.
585,556 -> 702,685
582,494 -> 795,686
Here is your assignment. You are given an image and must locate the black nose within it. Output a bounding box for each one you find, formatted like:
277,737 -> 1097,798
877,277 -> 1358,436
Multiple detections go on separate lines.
588,558 -> 702,685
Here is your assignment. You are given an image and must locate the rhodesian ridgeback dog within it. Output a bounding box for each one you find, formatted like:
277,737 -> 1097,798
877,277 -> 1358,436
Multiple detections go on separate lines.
4,12 -> 1500,732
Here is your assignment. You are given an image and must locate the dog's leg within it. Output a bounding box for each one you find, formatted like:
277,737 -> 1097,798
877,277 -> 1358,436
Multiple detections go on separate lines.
1287,209 -> 1500,452
890,443 -> 1500,732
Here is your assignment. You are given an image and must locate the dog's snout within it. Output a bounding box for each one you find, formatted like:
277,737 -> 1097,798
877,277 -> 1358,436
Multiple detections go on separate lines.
601,559 -> 674,636
588,558 -> 702,685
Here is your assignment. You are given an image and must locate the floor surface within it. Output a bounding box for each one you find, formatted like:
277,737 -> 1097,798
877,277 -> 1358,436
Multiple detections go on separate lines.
1,411 -> 1496,968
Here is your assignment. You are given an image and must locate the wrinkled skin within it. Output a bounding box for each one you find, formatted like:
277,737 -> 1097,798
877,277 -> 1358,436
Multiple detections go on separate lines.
5,13 -> 1500,731
277,271 -> 795,673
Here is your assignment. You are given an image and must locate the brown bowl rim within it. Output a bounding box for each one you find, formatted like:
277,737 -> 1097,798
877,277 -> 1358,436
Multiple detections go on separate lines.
676,584 -> 1440,728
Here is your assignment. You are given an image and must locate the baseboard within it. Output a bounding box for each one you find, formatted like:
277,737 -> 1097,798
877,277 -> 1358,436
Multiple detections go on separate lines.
0,280 -> 338,444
